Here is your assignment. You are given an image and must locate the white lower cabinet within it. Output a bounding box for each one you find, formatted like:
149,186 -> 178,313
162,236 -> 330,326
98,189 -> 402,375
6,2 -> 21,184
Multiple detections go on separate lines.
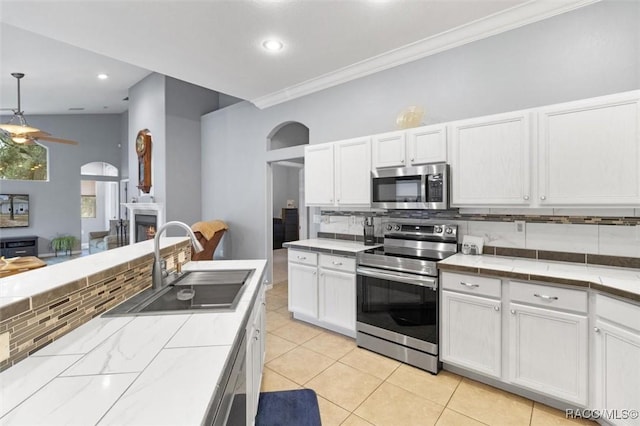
318,268 -> 356,334
247,286 -> 266,424
288,251 -> 356,337
288,260 -> 318,319
441,290 -> 502,378
593,295 -> 640,426
508,302 -> 588,406
441,272 -> 591,409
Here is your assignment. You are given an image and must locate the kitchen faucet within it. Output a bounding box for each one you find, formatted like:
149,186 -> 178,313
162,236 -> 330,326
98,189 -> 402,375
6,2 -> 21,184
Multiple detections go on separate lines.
153,221 -> 204,289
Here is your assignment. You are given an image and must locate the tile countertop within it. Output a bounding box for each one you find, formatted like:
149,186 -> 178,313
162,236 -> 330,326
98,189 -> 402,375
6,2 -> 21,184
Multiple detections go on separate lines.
0,259 -> 267,425
438,254 -> 640,302
284,238 -> 381,255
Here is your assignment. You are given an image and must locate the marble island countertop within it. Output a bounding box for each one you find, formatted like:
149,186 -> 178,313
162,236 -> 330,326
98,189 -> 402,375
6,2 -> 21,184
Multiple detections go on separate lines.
0,259 -> 266,425
283,238 -> 381,255
439,254 -> 640,302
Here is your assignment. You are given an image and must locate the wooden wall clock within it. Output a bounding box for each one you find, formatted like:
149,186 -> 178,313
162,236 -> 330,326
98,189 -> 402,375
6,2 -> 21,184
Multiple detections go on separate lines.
135,129 -> 152,193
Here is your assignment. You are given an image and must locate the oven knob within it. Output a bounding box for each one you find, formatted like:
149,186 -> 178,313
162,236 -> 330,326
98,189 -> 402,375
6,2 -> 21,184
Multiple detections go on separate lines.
394,225 -> 401,231
386,224 -> 393,231
435,226 -> 443,233
445,228 -> 453,234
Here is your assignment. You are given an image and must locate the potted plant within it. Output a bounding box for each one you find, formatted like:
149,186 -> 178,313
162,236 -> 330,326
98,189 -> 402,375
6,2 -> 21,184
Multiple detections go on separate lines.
51,235 -> 77,256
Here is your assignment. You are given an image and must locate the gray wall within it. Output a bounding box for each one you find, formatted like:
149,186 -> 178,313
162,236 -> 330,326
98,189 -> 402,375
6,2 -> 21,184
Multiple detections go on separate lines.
128,73 -> 166,204
201,0 -> 640,260
0,114 -> 123,254
272,165 -> 300,218
165,77 -> 219,229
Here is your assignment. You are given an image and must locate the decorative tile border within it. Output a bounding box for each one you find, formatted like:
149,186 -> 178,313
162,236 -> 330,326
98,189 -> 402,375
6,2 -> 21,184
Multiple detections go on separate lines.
0,241 -> 191,372
321,210 -> 640,226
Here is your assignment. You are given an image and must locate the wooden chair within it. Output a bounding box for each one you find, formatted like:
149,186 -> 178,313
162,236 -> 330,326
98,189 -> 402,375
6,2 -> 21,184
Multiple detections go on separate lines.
191,222 -> 227,261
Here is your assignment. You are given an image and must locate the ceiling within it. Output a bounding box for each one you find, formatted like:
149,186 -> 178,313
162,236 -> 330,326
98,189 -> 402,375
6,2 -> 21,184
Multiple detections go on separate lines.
0,0 -> 596,114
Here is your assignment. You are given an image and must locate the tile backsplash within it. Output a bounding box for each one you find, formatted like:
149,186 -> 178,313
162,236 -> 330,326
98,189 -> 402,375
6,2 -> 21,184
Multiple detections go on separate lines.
319,210 -> 640,259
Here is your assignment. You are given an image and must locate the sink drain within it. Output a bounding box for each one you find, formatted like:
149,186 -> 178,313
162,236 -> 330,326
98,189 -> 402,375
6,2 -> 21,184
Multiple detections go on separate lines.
176,288 -> 195,301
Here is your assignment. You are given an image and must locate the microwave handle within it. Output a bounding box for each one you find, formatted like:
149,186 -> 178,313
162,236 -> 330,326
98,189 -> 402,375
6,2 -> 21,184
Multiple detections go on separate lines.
421,174 -> 427,203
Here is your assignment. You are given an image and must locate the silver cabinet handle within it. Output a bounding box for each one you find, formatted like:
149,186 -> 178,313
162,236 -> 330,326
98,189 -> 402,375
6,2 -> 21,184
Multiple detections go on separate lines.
523,195 -> 530,200
460,282 -> 479,288
332,261 -> 343,266
540,195 -> 546,200
534,293 -> 558,301
494,306 -> 500,311
313,271 -> 316,275
594,327 -> 600,333
400,159 -> 405,163
510,309 -> 516,315
297,255 -> 306,260
411,158 -> 415,162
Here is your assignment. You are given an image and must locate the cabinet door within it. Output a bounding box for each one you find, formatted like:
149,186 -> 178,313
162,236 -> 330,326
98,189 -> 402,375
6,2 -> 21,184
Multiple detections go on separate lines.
371,131 -> 406,168
441,291 -> 502,378
450,111 -> 531,206
335,137 -> 371,205
288,263 -> 318,318
318,268 -> 356,336
304,143 -> 335,205
508,303 -> 588,405
538,91 -> 640,205
594,319 -> 640,426
406,124 -> 447,165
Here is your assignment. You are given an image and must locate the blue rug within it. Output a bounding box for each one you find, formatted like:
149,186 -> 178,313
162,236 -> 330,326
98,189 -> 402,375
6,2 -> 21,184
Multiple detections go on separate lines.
255,389 -> 322,426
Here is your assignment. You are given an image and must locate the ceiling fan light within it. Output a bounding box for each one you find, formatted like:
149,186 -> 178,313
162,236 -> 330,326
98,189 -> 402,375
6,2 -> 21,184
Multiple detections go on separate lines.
11,135 -> 29,143
0,113 -> 40,135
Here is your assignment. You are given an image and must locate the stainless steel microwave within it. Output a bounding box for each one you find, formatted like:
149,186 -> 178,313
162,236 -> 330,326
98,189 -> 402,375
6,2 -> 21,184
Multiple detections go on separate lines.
371,163 -> 449,210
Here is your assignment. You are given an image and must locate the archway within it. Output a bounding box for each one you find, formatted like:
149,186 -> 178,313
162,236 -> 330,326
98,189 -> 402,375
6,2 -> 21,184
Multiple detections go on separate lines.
266,122 -> 310,288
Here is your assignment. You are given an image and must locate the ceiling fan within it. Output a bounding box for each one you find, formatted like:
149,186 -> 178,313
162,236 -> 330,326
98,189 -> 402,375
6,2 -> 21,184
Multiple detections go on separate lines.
0,73 -> 78,146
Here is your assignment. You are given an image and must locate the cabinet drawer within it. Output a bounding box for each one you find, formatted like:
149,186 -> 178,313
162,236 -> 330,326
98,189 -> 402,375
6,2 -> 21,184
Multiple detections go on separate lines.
319,254 -> 355,273
441,272 -> 501,299
509,281 -> 587,313
595,294 -> 640,332
288,249 -> 317,266
5,246 -> 37,257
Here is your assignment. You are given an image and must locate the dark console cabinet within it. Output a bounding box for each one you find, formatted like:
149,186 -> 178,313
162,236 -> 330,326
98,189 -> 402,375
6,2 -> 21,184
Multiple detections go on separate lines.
0,236 -> 38,257
282,208 -> 299,242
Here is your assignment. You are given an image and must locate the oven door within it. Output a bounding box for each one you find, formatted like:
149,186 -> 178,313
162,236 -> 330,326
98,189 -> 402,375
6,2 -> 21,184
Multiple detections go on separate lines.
356,266 -> 438,355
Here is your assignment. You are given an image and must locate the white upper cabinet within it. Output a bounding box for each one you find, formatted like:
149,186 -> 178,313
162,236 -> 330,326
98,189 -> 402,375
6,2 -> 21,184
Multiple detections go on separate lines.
305,137 -> 371,207
450,111 -> 531,206
372,131 -> 406,168
335,137 -> 371,206
304,144 -> 335,205
372,125 -> 447,169
537,91 -> 640,206
406,124 -> 447,166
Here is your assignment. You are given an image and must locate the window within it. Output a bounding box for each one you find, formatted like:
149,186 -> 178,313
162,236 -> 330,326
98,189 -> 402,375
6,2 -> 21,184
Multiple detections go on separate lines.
0,133 -> 48,181
81,181 -> 97,218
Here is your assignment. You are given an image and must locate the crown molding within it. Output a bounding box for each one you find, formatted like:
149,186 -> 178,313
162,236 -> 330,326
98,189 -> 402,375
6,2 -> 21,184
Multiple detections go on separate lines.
251,0 -> 600,109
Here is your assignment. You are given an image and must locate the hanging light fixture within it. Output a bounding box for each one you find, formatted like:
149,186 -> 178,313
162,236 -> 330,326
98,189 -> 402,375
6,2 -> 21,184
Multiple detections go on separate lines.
0,73 -> 40,143
0,73 -> 78,145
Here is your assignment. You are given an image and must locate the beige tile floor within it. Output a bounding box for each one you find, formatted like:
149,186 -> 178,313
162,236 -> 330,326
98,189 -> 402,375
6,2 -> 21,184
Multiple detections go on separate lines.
262,278 -> 594,426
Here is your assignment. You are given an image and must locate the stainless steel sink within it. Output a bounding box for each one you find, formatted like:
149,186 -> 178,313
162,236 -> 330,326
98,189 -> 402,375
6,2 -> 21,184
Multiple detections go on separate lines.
103,269 -> 254,316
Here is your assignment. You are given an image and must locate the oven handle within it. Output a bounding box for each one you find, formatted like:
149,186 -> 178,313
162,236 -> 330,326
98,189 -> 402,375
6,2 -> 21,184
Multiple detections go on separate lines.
356,266 -> 437,289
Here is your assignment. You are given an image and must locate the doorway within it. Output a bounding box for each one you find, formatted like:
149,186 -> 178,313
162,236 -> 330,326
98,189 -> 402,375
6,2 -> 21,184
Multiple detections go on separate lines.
80,162 -> 119,251
265,122 -> 309,287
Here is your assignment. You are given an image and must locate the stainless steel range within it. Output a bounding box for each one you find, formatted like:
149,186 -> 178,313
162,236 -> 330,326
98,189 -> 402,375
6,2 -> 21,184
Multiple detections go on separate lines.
356,222 -> 458,374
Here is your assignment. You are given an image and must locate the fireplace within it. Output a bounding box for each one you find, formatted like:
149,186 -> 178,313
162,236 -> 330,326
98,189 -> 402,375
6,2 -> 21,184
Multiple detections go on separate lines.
135,214 -> 157,242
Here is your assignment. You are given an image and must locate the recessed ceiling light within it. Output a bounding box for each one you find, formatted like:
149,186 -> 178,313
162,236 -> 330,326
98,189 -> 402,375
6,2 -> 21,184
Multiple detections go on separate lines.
262,39 -> 284,52
97,73 -> 109,80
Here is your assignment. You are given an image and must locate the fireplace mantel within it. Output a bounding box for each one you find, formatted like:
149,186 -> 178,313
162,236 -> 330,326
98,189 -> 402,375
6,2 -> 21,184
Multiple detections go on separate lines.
122,203 -> 165,245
